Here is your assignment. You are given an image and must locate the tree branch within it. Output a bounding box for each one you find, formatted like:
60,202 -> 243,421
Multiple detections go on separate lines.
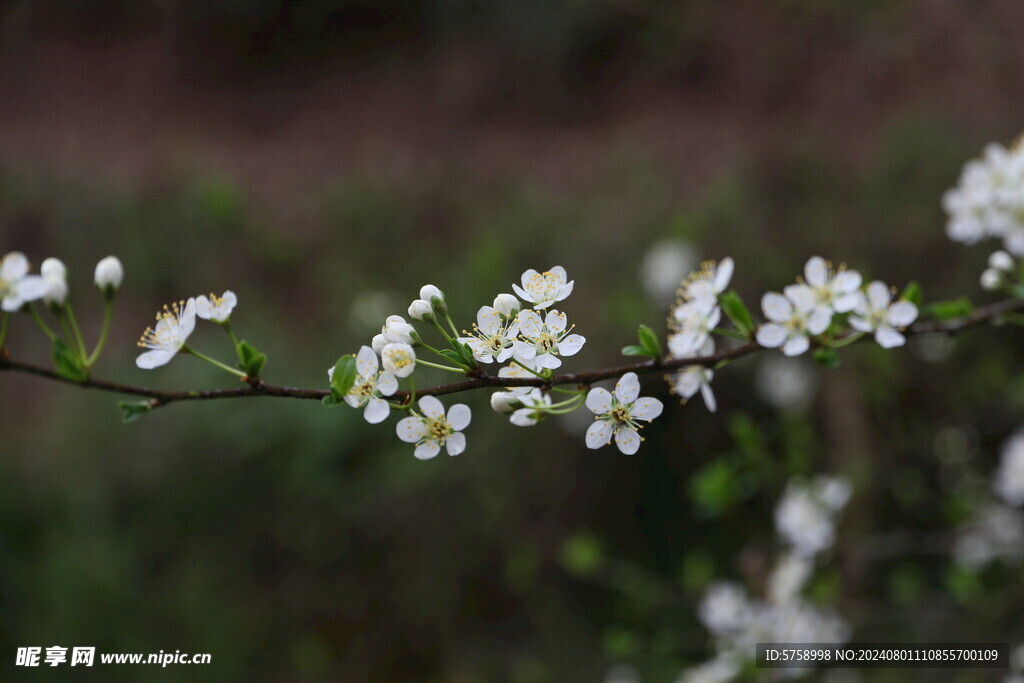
2,297 -> 1023,410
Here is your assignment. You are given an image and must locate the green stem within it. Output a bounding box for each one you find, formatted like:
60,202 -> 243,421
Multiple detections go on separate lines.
415,358 -> 465,374
545,399 -> 584,415
546,395 -> 584,409
442,311 -> 460,339
431,318 -> 455,344
550,386 -> 586,396
85,299 -> 113,368
829,331 -> 865,349
183,345 -> 247,378
64,304 -> 89,358
512,359 -> 548,379
28,306 -> 58,343
222,321 -> 240,346
0,312 -> 7,348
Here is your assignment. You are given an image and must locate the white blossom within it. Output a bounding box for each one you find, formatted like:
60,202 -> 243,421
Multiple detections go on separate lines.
512,266 -> 574,309
135,298 -> 196,369
849,281 -> 918,349
775,476 -> 851,557
668,298 -> 720,358
517,309 -> 585,369
40,257 -> 68,307
766,553 -> 814,604
943,140 -> 1024,254
800,256 -> 862,313
585,372 -> 663,454
396,395 -> 471,459
381,315 -> 417,345
196,290 -> 237,323
492,293 -> 520,317
756,287 -> 831,356
681,257 -> 734,304
93,255 -> 124,293
990,250 -> 1015,272
328,345 -> 397,424
667,365 -> 716,412
954,503 -> 1024,568
458,306 -> 532,364
699,582 -> 751,636
640,238 -> 698,304
0,252 -> 48,312
981,268 -> 1003,291
407,298 -> 433,321
509,389 -> 552,427
755,356 -> 816,411
381,342 -> 416,378
419,284 -> 444,303
490,391 -> 520,414
995,431 -> 1024,507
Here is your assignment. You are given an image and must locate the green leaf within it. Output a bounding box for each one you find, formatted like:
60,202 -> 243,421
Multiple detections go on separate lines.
899,280 -> 922,306
437,349 -> 466,365
51,338 -> 87,381
924,297 -> 973,320
813,348 -> 841,369
235,340 -> 267,378
719,290 -> 754,336
116,400 -> 153,424
637,324 -> 662,356
621,344 -> 653,357
321,394 -> 343,407
329,355 -> 358,400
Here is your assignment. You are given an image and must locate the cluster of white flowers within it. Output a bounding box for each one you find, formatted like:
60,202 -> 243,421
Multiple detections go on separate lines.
681,476 -> 852,682
944,140 -> 1024,255
757,256 -> 918,354
135,290 -> 236,369
664,258 -> 733,412
0,252 -> 124,313
955,429 -> 1024,569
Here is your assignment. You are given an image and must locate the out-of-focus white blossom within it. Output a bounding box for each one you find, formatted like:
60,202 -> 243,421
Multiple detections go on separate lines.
489,391 -> 520,415
93,255 -> 124,294
41,257 -> 68,307
0,252 -> 48,311
196,290 -> 237,323
943,140 -> 1024,255
667,365 -> 716,412
981,268 -> 1003,291
954,503 -> 1024,569
775,476 -> 851,557
640,238 -> 698,304
849,282 -> 918,349
756,287 -> 831,356
755,356 -> 816,411
995,431 -> 1024,507
767,553 -> 814,604
800,256 -> 862,314
990,250 -> 1015,272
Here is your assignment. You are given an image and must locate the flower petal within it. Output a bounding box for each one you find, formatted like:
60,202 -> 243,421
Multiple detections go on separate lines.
356,345 -> 379,377
376,372 -> 398,396
397,416 -> 428,443
761,292 -> 792,322
804,256 -> 827,287
833,270 -> 861,293
511,283 -> 531,302
547,266 -> 567,284
445,432 -> 466,456
875,325 -> 905,349
414,441 -> 441,460
630,396 -> 663,421
887,301 -> 918,327
782,335 -> 810,356
136,349 -> 176,369
586,420 -> 613,449
447,403 -> 472,431
1,252 -> 29,280
517,310 -> 542,338
545,310 -> 567,332
557,280 -> 574,301
866,281 -> 891,310
806,308 -> 832,335
614,372 -> 641,404
714,257 -> 734,292
14,275 -> 48,303
195,295 -> 212,320
586,387 -> 613,414
785,284 -> 817,313
849,315 -> 874,332
363,397 -> 390,424
614,427 -> 641,455
418,395 -> 445,419
557,334 -> 585,356
179,298 -> 197,339
534,353 -> 562,369
476,306 -> 501,335
756,323 -> 787,348
700,382 -> 717,413
509,409 -> 537,427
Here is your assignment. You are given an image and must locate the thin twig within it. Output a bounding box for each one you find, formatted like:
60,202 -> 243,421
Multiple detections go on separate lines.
1,297 -> 1022,409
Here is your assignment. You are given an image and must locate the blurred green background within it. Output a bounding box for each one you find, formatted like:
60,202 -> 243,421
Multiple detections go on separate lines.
2,1 -> 1024,680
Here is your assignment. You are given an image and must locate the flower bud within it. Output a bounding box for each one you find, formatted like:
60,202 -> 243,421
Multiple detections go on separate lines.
989,250 -> 1015,272
408,299 -> 433,321
490,391 -> 521,415
41,257 -> 66,280
371,333 -> 388,354
42,274 -> 68,307
981,268 -> 1002,291
381,315 -> 417,345
94,255 -> 124,297
420,284 -> 444,304
493,293 -> 520,317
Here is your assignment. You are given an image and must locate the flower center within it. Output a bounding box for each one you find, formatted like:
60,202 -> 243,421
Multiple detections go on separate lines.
426,417 -> 453,443
137,301 -> 187,350
611,406 -> 631,424
0,277 -> 10,300
536,332 -> 557,352
526,272 -> 560,301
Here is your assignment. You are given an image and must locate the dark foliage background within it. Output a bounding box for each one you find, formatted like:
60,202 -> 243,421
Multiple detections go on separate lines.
1,1 -> 1023,680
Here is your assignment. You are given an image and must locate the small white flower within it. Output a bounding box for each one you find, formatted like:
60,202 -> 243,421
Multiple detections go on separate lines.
492,293 -> 521,317
668,298 -> 720,357
849,281 -> 918,349
419,284 -> 444,303
512,266 -> 574,309
497,357 -> 541,394
980,268 -> 1002,291
990,250 -> 1015,272
800,256 -> 862,313
775,476 -> 851,557
407,298 -> 433,321
995,431 -> 1024,507
396,395 -> 471,459
585,372 -> 664,454
328,345 -> 398,424
944,140 -> 1024,254
0,252 -> 48,312
640,238 -> 698,304
667,365 -> 716,412
381,342 -> 416,378
381,315 -> 417,345
136,298 -> 196,369
490,391 -> 521,414
680,257 -> 734,304
195,290 -> 237,323
698,582 -> 750,636
371,333 -> 387,354
517,309 -> 585,369
458,306 -> 532,364
766,553 -> 813,604
41,258 -> 68,307
755,287 -> 832,356
93,255 -> 124,293
509,388 -> 552,426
